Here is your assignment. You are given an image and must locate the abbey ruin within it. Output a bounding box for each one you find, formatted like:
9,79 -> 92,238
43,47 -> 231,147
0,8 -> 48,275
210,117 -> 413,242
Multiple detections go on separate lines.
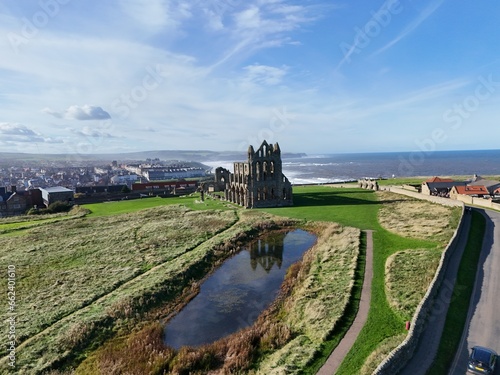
215,141 -> 293,208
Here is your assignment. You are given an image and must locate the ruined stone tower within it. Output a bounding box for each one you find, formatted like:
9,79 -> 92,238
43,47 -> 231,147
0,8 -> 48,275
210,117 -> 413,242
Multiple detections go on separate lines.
217,140 -> 293,208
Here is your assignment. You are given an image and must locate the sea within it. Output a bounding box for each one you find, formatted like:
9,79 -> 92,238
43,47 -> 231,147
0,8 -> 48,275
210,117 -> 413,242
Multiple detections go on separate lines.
204,149 -> 500,185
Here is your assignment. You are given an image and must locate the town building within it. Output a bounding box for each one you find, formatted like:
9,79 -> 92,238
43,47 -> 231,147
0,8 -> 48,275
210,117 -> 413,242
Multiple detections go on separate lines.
131,181 -> 198,195
0,186 -> 43,217
468,174 -> 500,195
143,167 -> 206,181
110,174 -> 140,185
421,177 -> 467,197
449,185 -> 490,200
39,187 -> 74,207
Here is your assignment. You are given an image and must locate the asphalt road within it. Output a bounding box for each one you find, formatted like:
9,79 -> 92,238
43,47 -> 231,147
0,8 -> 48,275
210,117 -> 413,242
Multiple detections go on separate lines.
449,208 -> 500,375
399,210 -> 472,375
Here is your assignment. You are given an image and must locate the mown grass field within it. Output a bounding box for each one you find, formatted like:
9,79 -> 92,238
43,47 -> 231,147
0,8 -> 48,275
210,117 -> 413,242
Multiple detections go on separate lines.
83,194 -> 234,217
0,185 -> 461,374
261,186 -> 461,374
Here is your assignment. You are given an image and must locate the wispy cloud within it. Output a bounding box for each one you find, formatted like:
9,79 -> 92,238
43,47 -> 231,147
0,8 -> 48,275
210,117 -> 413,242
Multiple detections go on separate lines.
209,1 -> 321,69
243,64 -> 288,85
334,78 -> 473,122
372,0 -> 446,56
335,0 -> 402,71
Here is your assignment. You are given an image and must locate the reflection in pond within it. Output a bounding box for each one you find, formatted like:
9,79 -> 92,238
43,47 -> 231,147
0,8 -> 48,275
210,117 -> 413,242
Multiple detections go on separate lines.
250,235 -> 284,272
163,229 -> 316,349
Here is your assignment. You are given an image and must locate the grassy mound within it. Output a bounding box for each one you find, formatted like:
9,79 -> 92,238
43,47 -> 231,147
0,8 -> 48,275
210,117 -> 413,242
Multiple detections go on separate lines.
359,333 -> 407,375
377,191 -> 460,244
385,249 -> 442,320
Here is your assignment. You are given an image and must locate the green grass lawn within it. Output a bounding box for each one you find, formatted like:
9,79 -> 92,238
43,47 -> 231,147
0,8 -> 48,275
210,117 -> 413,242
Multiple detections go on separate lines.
0,185 -> 461,374
334,229 -> 437,375
83,194 -> 232,217
262,185 -> 454,374
264,186 -> 380,229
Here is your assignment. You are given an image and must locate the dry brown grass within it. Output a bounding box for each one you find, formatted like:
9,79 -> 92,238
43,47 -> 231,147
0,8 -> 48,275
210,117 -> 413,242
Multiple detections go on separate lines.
2,205 -> 272,374
385,249 -> 442,320
376,191 -> 459,243
96,323 -> 175,375
1,206 -> 237,346
256,223 -> 361,374
81,266 -> 295,375
72,222 -> 359,375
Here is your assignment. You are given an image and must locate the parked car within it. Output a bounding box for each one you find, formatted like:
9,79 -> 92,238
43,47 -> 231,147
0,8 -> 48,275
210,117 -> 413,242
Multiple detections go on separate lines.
467,346 -> 497,374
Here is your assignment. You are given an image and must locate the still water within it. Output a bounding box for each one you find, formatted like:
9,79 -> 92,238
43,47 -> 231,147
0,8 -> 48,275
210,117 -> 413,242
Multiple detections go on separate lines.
163,229 -> 317,349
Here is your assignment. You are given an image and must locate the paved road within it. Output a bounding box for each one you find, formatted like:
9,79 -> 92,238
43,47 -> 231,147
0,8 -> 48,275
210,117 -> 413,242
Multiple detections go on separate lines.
317,230 -> 374,375
399,210 -> 472,375
399,208 -> 500,375
449,208 -> 500,375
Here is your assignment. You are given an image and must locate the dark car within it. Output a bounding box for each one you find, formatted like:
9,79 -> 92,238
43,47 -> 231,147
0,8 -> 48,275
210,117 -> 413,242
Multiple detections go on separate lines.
467,346 -> 497,374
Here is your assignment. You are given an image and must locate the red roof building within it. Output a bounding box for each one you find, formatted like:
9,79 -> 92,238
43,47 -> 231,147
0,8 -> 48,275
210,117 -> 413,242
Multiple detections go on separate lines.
450,185 -> 489,199
421,177 -> 466,197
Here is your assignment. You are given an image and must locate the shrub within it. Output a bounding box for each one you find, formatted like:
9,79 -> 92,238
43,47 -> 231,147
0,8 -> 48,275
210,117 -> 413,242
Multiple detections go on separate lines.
27,201 -> 74,215
47,201 -> 73,213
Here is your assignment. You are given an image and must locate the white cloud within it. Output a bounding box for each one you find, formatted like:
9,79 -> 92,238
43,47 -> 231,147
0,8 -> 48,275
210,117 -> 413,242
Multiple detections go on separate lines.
119,0 -> 192,33
0,123 -> 62,144
243,64 -> 288,85
43,105 -> 111,121
235,6 -> 261,30
72,126 -> 117,138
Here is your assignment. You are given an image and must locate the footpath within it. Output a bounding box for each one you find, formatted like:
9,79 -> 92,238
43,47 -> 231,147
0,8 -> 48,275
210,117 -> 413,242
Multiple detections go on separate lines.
317,230 -> 374,375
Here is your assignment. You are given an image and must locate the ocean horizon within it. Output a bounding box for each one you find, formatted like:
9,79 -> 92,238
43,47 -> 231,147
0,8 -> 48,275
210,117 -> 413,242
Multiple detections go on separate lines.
204,149 -> 500,185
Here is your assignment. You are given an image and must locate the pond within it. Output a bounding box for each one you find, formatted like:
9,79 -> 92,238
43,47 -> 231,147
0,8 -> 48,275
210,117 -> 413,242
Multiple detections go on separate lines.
163,229 -> 317,349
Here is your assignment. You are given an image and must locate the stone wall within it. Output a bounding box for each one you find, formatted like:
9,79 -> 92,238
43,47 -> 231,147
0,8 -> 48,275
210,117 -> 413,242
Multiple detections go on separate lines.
373,186 -> 465,374
385,186 -> 462,207
455,195 -> 500,211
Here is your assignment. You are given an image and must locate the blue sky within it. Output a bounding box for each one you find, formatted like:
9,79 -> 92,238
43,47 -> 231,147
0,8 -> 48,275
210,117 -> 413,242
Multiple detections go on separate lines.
1,0 -> 499,155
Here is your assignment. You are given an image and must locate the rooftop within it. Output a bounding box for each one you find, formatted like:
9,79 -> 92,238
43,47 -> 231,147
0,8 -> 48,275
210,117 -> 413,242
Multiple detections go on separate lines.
40,186 -> 73,193
425,177 -> 455,183
454,185 -> 489,195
